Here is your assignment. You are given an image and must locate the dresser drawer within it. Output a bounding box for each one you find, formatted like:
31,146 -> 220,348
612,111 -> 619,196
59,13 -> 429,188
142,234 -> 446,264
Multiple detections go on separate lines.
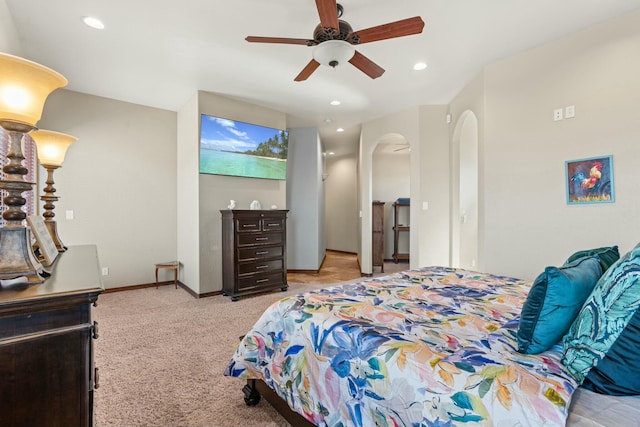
237,232 -> 282,247
238,246 -> 282,261
236,218 -> 260,232
238,259 -> 283,275
238,272 -> 285,291
262,217 -> 284,232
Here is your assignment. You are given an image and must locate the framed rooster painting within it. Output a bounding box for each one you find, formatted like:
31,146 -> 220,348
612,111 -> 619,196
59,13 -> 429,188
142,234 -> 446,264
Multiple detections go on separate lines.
565,155 -> 615,204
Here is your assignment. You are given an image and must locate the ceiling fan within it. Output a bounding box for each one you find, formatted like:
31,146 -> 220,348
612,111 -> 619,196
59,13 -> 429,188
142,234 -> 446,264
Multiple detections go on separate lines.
245,0 -> 425,81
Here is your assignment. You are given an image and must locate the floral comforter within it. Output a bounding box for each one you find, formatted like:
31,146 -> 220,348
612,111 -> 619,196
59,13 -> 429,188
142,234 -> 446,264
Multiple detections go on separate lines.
225,267 -> 579,427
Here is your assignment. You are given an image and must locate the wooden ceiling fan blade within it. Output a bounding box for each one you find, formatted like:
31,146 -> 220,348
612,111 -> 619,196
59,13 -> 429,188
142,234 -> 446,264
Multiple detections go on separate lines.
245,36 -> 314,46
315,0 -> 339,30
294,59 -> 321,82
349,51 -> 385,79
350,16 -> 425,44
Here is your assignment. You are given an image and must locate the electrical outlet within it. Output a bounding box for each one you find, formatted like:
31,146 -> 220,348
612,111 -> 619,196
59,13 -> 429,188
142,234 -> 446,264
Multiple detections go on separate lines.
553,108 -> 563,121
66,210 -> 74,220
101,267 -> 109,276
565,105 -> 576,119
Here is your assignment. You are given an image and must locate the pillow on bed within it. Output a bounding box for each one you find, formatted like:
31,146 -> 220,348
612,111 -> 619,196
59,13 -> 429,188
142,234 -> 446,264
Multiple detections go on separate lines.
565,245 -> 619,273
562,243 -> 640,392
517,256 -> 602,354
581,308 -> 640,395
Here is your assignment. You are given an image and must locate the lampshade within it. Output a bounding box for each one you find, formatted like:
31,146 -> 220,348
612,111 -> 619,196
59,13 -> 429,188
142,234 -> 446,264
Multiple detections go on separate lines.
31,129 -> 77,166
0,53 -> 67,127
312,40 -> 355,68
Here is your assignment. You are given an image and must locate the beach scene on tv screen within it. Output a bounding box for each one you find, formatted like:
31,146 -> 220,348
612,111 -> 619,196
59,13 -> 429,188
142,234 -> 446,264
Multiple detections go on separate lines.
199,114 -> 288,180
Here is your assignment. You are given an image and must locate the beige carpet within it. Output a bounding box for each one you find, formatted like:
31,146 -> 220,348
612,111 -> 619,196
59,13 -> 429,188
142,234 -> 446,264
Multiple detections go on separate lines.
93,280 -> 360,427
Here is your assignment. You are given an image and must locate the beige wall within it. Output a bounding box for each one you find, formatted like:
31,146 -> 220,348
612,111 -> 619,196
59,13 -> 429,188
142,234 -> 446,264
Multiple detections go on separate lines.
38,90 -> 177,289
325,153 -> 358,253
176,93 -> 200,292
0,0 -> 20,55
454,10 -> 640,280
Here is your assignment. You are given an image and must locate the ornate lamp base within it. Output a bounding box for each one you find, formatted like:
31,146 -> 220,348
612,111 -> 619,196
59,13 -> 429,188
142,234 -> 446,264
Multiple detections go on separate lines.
45,219 -> 67,252
0,226 -> 45,284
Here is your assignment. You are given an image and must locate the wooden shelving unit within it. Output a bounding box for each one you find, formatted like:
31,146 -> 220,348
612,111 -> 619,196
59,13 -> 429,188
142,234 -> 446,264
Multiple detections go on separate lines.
392,201 -> 410,263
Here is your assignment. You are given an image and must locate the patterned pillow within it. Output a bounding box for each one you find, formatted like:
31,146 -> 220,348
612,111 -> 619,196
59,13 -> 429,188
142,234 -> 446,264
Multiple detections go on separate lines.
562,243 -> 640,389
517,256 -> 602,354
565,245 -> 619,273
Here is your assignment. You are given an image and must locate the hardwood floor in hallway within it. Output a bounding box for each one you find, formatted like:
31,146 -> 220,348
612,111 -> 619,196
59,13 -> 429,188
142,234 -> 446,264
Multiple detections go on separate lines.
287,250 -> 409,285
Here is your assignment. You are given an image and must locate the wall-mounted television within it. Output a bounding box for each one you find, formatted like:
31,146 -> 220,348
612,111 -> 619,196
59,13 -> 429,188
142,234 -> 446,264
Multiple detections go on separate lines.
199,114 -> 288,180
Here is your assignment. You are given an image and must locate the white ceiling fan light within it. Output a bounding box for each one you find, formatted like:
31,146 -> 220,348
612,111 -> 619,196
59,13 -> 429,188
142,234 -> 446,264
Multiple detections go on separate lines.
312,40 -> 355,68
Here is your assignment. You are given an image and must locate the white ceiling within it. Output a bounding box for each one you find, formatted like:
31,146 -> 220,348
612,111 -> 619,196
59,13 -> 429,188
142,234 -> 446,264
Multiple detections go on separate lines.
5,0 -> 640,155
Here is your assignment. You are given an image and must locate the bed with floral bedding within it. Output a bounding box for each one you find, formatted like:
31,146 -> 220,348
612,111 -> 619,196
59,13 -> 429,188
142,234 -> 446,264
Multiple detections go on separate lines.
225,266 -> 587,426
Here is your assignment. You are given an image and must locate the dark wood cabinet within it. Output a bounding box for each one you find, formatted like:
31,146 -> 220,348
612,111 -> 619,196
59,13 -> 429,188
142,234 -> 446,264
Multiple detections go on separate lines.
372,201 -> 385,272
0,245 -> 103,427
221,210 -> 288,301
393,201 -> 410,263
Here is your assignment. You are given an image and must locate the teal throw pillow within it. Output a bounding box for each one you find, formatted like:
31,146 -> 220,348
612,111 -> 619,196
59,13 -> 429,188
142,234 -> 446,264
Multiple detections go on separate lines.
565,245 -> 619,273
582,308 -> 640,395
517,256 -> 602,354
562,243 -> 640,385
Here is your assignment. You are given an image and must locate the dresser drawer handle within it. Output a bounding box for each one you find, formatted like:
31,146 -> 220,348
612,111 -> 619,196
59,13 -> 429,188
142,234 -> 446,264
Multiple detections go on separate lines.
255,251 -> 269,255
267,223 -> 280,227
256,278 -> 269,283
242,224 -> 257,228
255,237 -> 269,241
92,321 -> 99,339
255,265 -> 269,269
94,367 -> 100,389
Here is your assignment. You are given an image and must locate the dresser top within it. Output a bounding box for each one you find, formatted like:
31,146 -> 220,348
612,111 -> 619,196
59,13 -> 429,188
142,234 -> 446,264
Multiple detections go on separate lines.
0,244 -> 104,307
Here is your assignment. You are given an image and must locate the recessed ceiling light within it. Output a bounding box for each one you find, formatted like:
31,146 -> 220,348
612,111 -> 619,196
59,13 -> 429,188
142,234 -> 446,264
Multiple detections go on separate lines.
413,62 -> 427,71
336,128 -> 344,132
328,151 -> 335,155
83,16 -> 105,30
330,100 -> 341,106
324,118 -> 332,123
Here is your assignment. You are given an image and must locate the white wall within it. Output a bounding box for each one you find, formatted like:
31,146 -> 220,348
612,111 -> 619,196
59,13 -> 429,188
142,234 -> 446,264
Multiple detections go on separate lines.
196,91 -> 287,293
455,10 -> 640,280
39,90 -> 177,289
372,152 -> 410,259
325,153 -> 358,253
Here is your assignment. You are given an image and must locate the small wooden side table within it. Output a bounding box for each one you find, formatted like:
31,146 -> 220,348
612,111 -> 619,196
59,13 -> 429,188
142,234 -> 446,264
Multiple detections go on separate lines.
155,261 -> 179,289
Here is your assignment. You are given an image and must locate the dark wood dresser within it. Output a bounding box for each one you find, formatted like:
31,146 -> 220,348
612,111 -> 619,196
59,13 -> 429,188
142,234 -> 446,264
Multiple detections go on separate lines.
221,209 -> 288,300
0,245 -> 103,427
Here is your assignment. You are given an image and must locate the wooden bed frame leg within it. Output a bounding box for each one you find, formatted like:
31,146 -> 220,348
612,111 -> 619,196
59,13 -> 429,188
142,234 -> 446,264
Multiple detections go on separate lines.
243,379 -> 262,406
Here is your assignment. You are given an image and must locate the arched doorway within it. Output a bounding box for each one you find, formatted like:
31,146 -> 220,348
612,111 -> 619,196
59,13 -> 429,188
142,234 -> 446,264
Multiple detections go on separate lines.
372,134 -> 411,270
451,111 -> 479,269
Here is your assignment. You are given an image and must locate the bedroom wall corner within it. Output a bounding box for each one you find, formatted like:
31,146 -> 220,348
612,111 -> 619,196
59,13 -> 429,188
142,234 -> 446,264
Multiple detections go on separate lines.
417,105 -> 451,268
286,127 -> 324,270
482,10 -> 640,280
177,92 -> 200,293
39,90 -> 178,290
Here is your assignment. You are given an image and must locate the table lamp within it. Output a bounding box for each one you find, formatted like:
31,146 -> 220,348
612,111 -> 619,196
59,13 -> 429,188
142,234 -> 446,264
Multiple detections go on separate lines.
0,52 -> 67,284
